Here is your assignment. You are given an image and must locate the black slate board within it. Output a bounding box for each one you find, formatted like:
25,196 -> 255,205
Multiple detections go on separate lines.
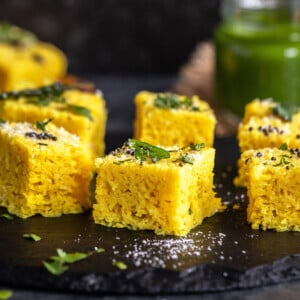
0,134 -> 300,295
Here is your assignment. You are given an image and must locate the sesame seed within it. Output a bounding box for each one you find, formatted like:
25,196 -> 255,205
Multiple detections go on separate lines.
256,152 -> 262,157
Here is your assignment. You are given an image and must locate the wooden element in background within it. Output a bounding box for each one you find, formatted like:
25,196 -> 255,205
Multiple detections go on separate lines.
174,41 -> 239,137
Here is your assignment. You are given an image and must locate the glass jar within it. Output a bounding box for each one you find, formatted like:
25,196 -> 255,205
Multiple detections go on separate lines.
214,0 -> 300,116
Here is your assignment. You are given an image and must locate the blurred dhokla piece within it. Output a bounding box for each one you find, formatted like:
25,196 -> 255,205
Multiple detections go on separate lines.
0,121 -> 93,218
93,139 -> 222,236
134,91 -> 216,147
0,82 -> 107,158
0,22 -> 67,91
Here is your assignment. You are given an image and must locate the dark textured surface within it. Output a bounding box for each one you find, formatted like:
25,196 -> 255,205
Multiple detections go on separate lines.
0,0 -> 221,74
0,76 -> 300,299
0,136 -> 300,295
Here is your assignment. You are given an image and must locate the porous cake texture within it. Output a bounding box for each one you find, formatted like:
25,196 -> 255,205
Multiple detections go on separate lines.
235,98 -> 300,186
239,146 -> 300,232
93,139 -> 222,236
0,82 -> 107,158
0,121 -> 93,218
0,22 -> 66,91
134,91 -> 216,147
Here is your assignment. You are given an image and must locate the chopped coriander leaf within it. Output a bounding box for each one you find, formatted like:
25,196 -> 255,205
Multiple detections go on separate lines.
55,248 -> 92,264
273,155 -> 293,167
113,159 -> 133,165
0,82 -> 67,101
179,153 -> 194,164
190,143 -> 205,151
272,103 -> 298,121
36,119 -> 52,132
0,83 -> 93,120
168,143 -> 205,153
22,233 -> 41,242
43,259 -> 68,276
188,208 -> 193,215
96,247 -> 105,253
112,261 -> 128,270
154,93 -> 181,109
279,143 -> 288,150
43,248 -> 92,276
68,104 -> 93,121
32,95 -> 51,106
0,213 -> 13,220
128,139 -> 170,162
0,21 -> 36,46
0,289 -> 13,300
154,93 -> 199,111
0,119 -> 5,124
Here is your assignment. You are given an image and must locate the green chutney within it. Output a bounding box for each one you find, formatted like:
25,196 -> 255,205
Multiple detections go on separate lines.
215,8 -> 300,116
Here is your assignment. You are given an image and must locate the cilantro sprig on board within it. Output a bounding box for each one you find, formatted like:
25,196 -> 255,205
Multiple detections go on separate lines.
43,248 -> 92,275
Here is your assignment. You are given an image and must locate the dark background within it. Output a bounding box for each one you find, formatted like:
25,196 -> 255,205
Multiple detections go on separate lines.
0,0 -> 221,74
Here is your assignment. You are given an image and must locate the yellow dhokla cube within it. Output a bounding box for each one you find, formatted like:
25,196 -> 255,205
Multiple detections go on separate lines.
0,22 -> 67,91
238,98 -> 300,153
93,139 -> 222,236
0,121 -> 93,218
134,91 -> 216,147
0,82 -> 107,158
239,146 -> 300,232
235,98 -> 300,186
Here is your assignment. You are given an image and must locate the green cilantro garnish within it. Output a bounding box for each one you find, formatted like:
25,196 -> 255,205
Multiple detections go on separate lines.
0,82 -> 93,121
154,93 -> 199,111
128,139 -> 170,163
112,261 -> 128,270
273,155 -> 293,167
0,82 -> 67,101
120,140 -> 205,165
178,153 -> 194,164
22,233 -> 41,242
68,104 -> 94,121
188,208 -> 193,215
36,119 -> 52,132
190,143 -> 205,151
169,143 -> 206,153
113,159 -> 133,165
0,289 -> 13,300
96,247 -> 105,253
279,143 -> 288,150
0,21 -> 37,46
0,119 -> 5,124
43,259 -> 68,276
43,248 -> 92,276
0,213 -> 13,220
272,103 -> 299,121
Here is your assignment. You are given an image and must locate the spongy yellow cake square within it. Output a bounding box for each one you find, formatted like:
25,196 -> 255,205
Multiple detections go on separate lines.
238,99 -> 300,153
235,98 -> 300,186
0,22 -> 67,91
239,146 -> 300,232
0,121 -> 93,218
93,140 -> 222,236
0,82 -> 107,158
134,91 -> 217,147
